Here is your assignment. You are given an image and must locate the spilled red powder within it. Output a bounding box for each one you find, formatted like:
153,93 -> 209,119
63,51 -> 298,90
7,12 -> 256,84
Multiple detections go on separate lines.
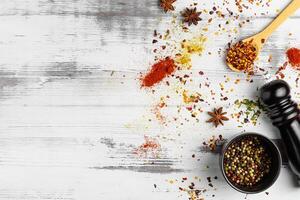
141,57 -> 176,87
134,136 -> 161,158
152,99 -> 167,125
286,48 -> 300,69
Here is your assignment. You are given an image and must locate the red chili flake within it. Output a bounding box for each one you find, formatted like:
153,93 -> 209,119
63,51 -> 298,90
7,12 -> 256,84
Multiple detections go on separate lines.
276,61 -> 288,79
277,72 -> 285,79
141,57 -> 176,87
286,47 -> 300,69
186,106 -> 193,111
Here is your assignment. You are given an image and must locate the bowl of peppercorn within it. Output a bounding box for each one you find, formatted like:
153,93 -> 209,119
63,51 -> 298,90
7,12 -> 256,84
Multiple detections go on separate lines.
220,133 -> 281,193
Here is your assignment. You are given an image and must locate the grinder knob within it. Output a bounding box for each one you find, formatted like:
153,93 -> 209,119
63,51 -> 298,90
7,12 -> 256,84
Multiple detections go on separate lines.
260,80 -> 290,106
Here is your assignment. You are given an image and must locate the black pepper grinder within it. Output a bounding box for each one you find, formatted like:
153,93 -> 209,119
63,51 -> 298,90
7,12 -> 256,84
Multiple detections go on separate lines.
260,79 -> 300,184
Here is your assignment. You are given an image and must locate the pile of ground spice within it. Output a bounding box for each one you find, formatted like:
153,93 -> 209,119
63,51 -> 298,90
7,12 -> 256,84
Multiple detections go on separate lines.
141,57 -> 176,87
226,41 -> 257,72
286,47 -> 300,69
134,136 -> 161,158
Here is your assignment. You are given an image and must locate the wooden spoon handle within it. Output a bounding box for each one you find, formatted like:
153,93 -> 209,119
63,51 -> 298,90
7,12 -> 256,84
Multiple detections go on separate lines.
259,0 -> 300,40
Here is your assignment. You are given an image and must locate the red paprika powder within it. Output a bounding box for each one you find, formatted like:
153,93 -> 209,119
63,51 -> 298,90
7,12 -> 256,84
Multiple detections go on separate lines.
286,47 -> 300,69
141,57 -> 176,87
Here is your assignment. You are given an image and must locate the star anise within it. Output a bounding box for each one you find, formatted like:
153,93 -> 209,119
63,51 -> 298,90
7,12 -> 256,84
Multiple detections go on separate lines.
207,107 -> 229,127
160,0 -> 176,12
182,7 -> 201,26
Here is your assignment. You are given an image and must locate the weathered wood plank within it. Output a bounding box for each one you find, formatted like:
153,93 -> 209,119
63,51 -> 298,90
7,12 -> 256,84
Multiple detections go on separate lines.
0,16 -> 299,72
0,0 -> 299,200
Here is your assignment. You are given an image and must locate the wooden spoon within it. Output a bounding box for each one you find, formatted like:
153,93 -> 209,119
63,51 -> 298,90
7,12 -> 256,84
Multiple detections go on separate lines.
227,0 -> 300,72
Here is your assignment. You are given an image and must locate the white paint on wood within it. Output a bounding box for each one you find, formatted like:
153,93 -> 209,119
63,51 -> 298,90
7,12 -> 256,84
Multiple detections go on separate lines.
0,0 -> 299,199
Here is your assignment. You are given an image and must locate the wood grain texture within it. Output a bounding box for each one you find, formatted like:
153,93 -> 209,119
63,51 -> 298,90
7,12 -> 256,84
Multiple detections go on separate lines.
0,0 -> 300,199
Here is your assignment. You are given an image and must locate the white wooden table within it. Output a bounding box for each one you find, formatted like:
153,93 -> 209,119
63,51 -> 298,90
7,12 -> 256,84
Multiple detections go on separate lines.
0,0 -> 300,199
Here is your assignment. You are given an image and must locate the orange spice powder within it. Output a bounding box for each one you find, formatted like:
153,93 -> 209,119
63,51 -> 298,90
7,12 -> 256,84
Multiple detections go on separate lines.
141,57 -> 176,87
286,47 -> 300,69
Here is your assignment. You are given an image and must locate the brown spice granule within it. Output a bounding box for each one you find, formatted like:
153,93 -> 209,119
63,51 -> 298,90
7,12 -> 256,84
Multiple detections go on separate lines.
226,41 -> 257,72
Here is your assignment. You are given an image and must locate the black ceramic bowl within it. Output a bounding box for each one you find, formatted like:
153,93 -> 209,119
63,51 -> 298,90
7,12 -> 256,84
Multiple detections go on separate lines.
220,133 -> 281,194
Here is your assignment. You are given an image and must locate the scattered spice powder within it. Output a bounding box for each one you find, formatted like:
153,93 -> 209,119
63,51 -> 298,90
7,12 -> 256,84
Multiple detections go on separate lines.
286,47 -> 300,69
182,90 -> 201,104
152,98 -> 167,125
141,57 -> 176,87
134,136 -> 161,158
181,36 -> 207,54
226,41 -> 257,72
175,36 -> 207,69
175,52 -> 192,69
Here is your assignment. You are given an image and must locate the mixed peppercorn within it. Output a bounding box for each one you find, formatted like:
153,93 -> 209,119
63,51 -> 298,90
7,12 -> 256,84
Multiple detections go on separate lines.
223,136 -> 272,187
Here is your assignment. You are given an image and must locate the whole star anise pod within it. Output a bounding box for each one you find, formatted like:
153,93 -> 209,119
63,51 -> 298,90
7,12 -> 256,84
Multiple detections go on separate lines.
160,0 -> 176,12
207,107 -> 229,127
182,7 -> 201,26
